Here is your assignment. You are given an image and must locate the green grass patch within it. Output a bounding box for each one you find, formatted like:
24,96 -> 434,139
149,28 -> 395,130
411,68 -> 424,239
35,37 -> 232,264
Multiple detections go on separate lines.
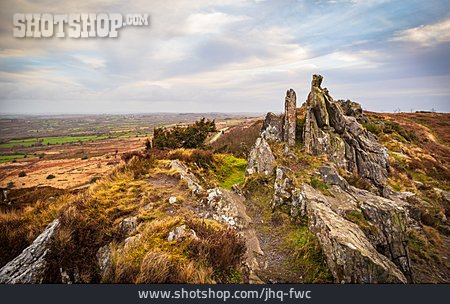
362,122 -> 382,135
0,154 -> 36,163
285,225 -> 333,283
0,135 -> 112,148
213,154 -> 247,189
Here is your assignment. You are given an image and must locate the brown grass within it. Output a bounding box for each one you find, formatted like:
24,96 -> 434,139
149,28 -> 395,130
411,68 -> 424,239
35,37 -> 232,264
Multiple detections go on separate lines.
211,121 -> 262,158
0,190 -> 71,267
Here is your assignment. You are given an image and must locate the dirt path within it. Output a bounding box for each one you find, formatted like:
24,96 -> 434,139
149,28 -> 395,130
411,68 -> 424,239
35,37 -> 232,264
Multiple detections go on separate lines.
208,127 -> 230,144
242,194 -> 307,283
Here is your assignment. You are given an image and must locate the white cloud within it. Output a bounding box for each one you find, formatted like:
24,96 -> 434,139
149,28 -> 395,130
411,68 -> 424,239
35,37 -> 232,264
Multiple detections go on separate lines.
184,12 -> 248,34
73,55 -> 106,69
391,18 -> 450,46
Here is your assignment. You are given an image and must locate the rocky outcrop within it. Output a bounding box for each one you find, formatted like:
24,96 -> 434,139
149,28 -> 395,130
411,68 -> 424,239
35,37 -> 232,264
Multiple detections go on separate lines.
0,220 -> 60,283
283,89 -> 297,146
303,74 -> 389,194
302,186 -> 407,283
268,163 -> 413,283
247,88 -> 297,176
246,137 -> 275,176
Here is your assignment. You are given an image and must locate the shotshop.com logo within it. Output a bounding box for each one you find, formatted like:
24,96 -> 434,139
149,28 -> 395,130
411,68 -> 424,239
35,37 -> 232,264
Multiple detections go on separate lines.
13,13 -> 149,38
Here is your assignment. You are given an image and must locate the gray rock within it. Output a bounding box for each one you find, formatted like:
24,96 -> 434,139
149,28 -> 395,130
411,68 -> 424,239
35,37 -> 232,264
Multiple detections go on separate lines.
283,89 -> 297,146
261,112 -> 284,142
319,166 -> 350,191
97,244 -> 113,282
337,99 -> 368,123
301,184 -> 407,283
246,137 -> 275,176
0,219 -> 60,283
270,165 -> 413,283
118,216 -> 138,236
170,160 -> 204,196
271,167 -> 305,218
351,187 -> 412,281
168,225 -> 186,241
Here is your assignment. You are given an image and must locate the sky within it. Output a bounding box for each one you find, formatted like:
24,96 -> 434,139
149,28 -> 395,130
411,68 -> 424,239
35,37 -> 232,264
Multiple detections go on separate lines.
0,0 -> 449,114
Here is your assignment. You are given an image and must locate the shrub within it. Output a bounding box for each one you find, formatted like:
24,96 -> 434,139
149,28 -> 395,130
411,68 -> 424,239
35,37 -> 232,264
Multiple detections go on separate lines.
190,149 -> 214,168
383,121 -> 417,142
144,138 -> 151,151
362,122 -> 381,135
153,118 -> 216,150
18,171 -> 26,177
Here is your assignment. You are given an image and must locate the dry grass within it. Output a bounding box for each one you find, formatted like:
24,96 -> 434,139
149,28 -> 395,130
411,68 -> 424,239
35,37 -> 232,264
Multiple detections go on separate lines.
0,191 -> 71,267
35,154 -> 247,283
211,121 -> 263,158
111,217 -> 245,284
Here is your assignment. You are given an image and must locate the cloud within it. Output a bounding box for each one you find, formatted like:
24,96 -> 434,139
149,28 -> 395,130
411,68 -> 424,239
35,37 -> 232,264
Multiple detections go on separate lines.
0,0 -> 449,114
184,12 -> 248,34
73,55 -> 106,69
391,18 -> 450,46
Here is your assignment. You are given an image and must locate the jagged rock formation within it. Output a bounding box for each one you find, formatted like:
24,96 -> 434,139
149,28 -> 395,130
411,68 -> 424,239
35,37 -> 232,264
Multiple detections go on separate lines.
269,165 -> 412,282
303,74 -> 389,194
171,160 -> 264,283
246,88 -> 297,175
246,74 -> 418,283
0,220 -> 60,283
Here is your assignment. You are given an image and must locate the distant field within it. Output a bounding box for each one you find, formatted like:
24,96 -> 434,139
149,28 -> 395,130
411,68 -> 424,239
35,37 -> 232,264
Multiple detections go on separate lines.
0,133 -> 149,148
0,154 -> 36,163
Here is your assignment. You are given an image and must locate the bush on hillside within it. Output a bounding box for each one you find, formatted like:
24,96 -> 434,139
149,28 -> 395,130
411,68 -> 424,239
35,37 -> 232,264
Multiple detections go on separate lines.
153,118 -> 216,150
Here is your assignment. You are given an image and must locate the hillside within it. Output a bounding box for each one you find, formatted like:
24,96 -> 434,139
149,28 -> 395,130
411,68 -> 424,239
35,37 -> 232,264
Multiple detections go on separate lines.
0,76 -> 448,284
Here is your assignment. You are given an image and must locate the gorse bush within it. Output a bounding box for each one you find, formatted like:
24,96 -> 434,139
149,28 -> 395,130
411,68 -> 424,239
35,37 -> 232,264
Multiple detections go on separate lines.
153,118 -> 216,149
